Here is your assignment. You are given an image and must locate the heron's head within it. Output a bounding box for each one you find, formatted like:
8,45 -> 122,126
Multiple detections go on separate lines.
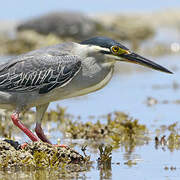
80,36 -> 172,74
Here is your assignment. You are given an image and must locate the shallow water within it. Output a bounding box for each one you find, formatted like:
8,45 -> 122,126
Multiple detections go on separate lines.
0,54 -> 180,179
40,54 -> 180,179
51,54 -> 180,180
51,55 -> 179,126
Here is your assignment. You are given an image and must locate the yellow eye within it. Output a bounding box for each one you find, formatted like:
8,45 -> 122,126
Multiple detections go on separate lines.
111,46 -> 130,55
111,46 -> 120,54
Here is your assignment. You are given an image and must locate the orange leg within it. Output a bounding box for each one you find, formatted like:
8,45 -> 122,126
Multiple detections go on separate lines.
35,123 -> 52,144
11,112 -> 67,149
35,123 -> 67,148
11,112 -> 39,142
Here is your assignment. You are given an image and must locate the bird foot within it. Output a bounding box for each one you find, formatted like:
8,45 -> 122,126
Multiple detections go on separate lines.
53,144 -> 68,148
21,142 -> 29,149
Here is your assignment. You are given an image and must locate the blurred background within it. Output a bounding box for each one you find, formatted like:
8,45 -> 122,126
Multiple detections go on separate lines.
0,1 -> 180,179
0,0 -> 179,115
0,0 -> 180,56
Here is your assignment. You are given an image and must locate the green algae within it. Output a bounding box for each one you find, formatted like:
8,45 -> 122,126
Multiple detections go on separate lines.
63,111 -> 149,150
155,122 -> 180,151
98,144 -> 112,166
167,133 -> 180,151
97,144 -> 112,180
3,105 -> 180,179
124,160 -> 137,167
0,107 -> 149,151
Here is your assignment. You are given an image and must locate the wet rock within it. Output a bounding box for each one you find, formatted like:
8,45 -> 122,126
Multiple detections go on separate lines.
0,140 -> 33,168
0,140 -> 88,169
17,12 -> 99,40
3,139 -> 21,150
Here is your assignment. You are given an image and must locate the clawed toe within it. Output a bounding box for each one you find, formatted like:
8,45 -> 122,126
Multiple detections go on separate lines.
21,142 -> 29,149
53,144 -> 68,148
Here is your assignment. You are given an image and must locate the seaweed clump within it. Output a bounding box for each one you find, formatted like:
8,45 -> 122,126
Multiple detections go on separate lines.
64,112 -> 149,150
97,144 -> 112,169
97,144 -> 112,179
155,122 -> 180,151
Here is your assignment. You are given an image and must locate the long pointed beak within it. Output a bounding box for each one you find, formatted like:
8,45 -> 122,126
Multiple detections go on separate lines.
120,52 -> 173,74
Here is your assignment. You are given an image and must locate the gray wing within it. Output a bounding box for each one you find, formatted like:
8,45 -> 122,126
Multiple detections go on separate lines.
0,54 -> 81,94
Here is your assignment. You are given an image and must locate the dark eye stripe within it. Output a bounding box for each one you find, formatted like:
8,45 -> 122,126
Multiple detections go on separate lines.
100,50 -> 111,55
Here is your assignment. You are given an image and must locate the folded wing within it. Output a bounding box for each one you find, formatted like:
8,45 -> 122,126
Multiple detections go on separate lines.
0,54 -> 81,94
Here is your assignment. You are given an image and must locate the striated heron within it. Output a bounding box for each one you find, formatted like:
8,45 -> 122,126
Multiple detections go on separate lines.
0,36 -> 172,145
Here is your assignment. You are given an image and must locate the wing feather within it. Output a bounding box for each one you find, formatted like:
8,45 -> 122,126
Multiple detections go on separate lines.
0,54 -> 81,94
